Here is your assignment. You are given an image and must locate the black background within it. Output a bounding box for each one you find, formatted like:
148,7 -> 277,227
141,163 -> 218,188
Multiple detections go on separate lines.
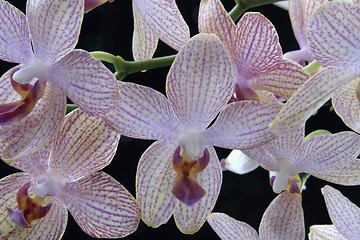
1,1 -> 359,239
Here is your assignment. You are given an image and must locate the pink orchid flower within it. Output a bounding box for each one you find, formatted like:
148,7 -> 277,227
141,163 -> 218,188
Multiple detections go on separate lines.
0,109 -> 140,239
105,33 -> 281,233
271,1 -> 360,135
84,0 -> 115,13
309,185 -> 360,240
132,0 -> 190,61
199,0 -> 309,101
0,0 -> 119,160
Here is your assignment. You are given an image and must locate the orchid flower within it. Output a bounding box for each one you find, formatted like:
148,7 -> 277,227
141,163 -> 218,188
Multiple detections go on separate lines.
0,0 -> 119,160
241,128 -> 360,194
0,108 -> 140,239
105,33 -> 281,233
84,0 -> 115,13
208,190 -> 305,239
221,149 -> 259,175
284,0 -> 328,64
309,185 -> 360,240
271,1 -> 360,135
132,0 -> 190,61
199,0 -> 309,101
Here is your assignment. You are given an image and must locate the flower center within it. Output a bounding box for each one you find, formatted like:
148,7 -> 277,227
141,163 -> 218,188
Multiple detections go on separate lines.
7,182 -> 52,228
271,161 -> 299,194
12,57 -> 49,84
171,146 -> 210,206
34,173 -> 61,198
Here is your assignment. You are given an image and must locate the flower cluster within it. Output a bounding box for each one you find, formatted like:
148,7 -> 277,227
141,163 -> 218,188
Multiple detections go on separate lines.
1,0 -> 360,239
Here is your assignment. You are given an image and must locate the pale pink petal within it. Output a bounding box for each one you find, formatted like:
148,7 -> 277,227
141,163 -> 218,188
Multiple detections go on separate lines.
49,109 -> 120,182
312,158 -> 360,185
297,131 -> 360,174
105,82 -> 180,140
289,0 -> 328,49
332,76 -> 360,133
241,147 -> 277,171
205,100 -> 280,149
322,185 -> 360,239
0,173 -> 68,240
1,82 -> 66,160
133,0 -> 189,53
59,172 -> 140,238
0,1 -> 33,64
222,150 -> 259,175
259,191 -> 304,240
132,1 -> 159,61
84,0 -> 109,13
207,213 -> 259,240
309,225 -> 348,240
270,67 -> 360,135
307,1 -> 360,67
26,0 -> 84,64
198,0 -> 236,61
249,60 -> 310,100
166,33 -> 233,130
173,146 -> 221,234
50,49 -> 119,117
136,141 -> 177,227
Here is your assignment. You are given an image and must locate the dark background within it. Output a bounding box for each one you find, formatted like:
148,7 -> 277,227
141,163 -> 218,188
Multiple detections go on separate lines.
1,1 -> 359,239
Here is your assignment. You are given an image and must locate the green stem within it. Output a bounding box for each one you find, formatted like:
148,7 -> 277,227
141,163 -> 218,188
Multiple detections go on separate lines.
66,104 -> 78,114
231,0 -> 286,21
298,173 -> 310,192
305,60 -> 322,74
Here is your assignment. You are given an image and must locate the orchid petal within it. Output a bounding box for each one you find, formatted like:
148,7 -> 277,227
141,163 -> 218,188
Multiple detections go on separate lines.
297,131 -> 360,174
259,191 -> 304,240
0,67 -> 21,107
133,0 -> 189,53
207,213 -> 260,240
322,185 -> 360,240
26,0 -> 84,64
289,0 -> 328,49
0,173 -> 68,240
84,0 -> 112,13
0,1 -> 33,64
198,0 -> 236,60
307,1 -> 360,67
136,141 -> 177,227
166,33 -> 233,130
205,100 -> 280,149
1,82 -> 66,160
173,146 -> 221,234
312,158 -> 360,185
50,49 -> 119,117
271,66 -> 360,135
222,150 -> 259,175
249,60 -> 310,100
105,82 -> 180,140
59,171 -> 140,238
49,108 -> 120,182
332,76 -> 360,132
132,1 -> 159,61
309,225 -> 348,240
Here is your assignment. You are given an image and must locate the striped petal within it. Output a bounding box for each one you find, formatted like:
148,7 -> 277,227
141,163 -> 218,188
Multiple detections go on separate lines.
50,49 -> 119,117
307,1 -> 360,67
166,33 -> 233,130
222,150 -> 259,175
198,0 -> 236,61
49,108 -> 120,182
309,225 -> 348,240
0,173 -> 68,240
332,76 -> 360,133
59,171 -> 140,238
204,100 -> 280,150
133,0 -> 189,55
26,0 -> 84,64
1,82 -> 66,160
297,131 -> 360,174
207,213 -> 260,240
105,82 -> 180,140
0,1 -> 33,64
270,66 -> 360,135
173,146 -> 221,234
132,1 -> 159,61
322,185 -> 360,239
136,141 -> 177,227
259,191 -> 304,240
